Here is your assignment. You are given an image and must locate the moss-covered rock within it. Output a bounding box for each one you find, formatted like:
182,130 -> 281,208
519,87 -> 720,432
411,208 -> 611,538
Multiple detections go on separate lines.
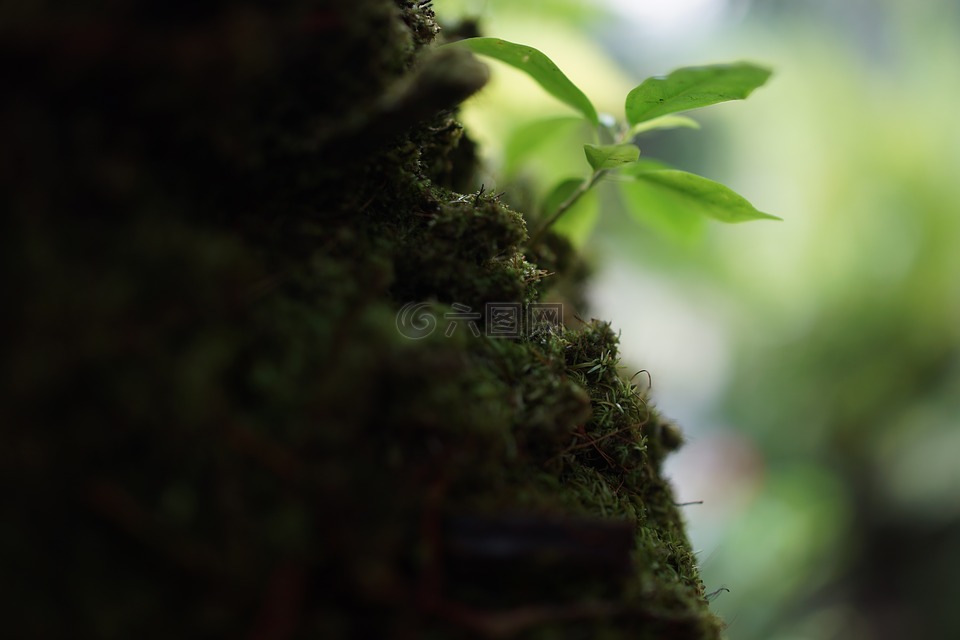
2,1 -> 723,637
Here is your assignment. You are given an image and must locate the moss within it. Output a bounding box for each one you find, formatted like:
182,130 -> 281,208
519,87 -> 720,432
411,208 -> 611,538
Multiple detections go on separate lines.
526,228 -> 593,312
3,0 -> 723,638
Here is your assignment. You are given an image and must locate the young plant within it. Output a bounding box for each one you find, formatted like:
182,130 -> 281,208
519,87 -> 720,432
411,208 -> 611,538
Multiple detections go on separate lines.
444,37 -> 779,247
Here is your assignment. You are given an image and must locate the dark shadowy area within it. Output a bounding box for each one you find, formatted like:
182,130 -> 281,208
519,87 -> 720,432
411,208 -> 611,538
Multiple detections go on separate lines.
2,2 -> 722,637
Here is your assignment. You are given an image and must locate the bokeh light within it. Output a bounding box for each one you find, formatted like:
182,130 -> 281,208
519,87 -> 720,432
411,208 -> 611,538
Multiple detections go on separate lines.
438,0 -> 960,636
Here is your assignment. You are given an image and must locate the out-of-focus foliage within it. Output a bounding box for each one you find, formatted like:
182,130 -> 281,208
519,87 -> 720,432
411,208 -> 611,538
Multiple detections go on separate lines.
604,2 -> 960,640
439,0 -> 960,638
541,176 -> 601,246
698,9 -> 960,633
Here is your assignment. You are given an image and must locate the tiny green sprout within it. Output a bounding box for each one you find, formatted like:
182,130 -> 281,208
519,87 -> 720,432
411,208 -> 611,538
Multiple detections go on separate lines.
443,37 -> 780,247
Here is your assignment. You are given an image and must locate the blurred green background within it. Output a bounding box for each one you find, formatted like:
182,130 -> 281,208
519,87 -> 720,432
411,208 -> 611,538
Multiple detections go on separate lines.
436,0 -> 960,638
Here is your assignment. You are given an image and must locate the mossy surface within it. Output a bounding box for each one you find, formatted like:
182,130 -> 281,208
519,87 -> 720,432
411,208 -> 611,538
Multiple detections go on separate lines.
3,1 -> 722,638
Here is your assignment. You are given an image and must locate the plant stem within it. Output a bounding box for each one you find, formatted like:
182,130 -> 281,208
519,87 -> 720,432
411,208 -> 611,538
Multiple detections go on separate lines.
528,169 -> 605,248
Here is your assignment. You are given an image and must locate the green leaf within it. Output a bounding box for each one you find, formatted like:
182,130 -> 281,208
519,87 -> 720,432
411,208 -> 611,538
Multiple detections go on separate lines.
448,37 -> 599,125
625,62 -> 772,126
617,158 -> 676,173
629,114 -> 700,136
503,116 -> 589,176
584,143 -> 640,171
618,174 -> 706,243
620,169 -> 780,223
543,178 -> 601,246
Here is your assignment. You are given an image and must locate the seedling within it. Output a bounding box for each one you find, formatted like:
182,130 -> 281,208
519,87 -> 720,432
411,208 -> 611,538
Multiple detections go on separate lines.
443,37 -> 779,247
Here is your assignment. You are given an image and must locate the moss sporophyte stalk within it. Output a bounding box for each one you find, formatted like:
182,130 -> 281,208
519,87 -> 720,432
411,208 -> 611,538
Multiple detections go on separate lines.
4,1 -> 773,638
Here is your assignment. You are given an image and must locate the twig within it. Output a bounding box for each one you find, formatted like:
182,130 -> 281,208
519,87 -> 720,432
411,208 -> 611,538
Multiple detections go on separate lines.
528,169 -> 605,248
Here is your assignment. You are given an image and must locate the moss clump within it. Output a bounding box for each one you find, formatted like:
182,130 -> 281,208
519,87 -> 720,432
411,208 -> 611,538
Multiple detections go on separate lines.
2,0 -> 722,638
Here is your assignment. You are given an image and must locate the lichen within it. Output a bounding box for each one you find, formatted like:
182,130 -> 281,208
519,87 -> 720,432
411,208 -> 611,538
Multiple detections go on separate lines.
3,0 -> 723,638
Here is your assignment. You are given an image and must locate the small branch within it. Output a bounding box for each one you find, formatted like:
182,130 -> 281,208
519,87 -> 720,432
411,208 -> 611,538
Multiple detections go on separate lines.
526,123 -> 642,248
528,169 -> 605,248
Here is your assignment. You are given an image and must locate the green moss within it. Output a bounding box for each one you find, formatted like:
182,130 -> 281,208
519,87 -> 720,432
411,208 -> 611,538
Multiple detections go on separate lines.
3,0 -> 723,638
